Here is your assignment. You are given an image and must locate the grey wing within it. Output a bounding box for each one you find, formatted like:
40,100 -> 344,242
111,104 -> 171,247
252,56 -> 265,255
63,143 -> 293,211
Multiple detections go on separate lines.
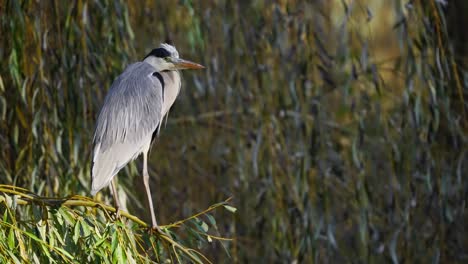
91,62 -> 163,194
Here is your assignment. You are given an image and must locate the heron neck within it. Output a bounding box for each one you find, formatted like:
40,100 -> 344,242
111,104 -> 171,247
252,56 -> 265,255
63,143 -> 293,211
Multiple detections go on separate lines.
161,70 -> 181,117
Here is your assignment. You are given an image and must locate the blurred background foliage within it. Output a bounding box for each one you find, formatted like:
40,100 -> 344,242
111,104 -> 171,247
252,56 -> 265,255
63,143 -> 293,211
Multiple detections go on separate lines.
0,0 -> 467,263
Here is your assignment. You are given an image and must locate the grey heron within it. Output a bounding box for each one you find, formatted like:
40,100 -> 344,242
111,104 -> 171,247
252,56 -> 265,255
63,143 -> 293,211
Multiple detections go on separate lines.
91,43 -> 204,231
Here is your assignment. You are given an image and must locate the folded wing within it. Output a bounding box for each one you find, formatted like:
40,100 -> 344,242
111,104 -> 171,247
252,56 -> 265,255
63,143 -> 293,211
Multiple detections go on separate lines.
91,62 -> 163,194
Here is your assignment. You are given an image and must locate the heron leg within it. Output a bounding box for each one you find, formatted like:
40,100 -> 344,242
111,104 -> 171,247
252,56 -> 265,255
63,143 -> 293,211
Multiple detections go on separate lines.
143,151 -> 162,232
111,178 -> 121,218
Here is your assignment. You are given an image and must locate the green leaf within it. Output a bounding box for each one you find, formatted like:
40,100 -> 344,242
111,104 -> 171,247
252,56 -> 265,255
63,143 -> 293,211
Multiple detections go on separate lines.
39,243 -> 52,261
200,221 -> 209,232
3,209 -> 8,222
94,236 -> 108,249
8,228 -> 15,250
55,247 -> 74,261
206,214 -> 217,229
6,251 -> 21,264
112,243 -> 124,264
0,96 -> 6,121
223,205 -> 237,213
80,219 -> 91,237
51,228 -> 65,246
111,229 -> 118,254
73,220 -> 81,244
36,221 -> 47,241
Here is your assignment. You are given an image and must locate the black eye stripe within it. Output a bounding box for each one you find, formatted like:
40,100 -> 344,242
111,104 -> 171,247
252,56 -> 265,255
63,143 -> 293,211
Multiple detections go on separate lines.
144,48 -> 171,59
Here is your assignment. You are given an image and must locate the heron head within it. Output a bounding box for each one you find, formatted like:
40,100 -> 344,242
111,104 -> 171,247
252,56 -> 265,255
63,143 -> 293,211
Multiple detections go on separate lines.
143,43 -> 204,71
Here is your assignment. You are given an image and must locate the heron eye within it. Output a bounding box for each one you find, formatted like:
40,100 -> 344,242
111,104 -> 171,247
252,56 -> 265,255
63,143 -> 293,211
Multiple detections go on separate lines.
164,57 -> 171,62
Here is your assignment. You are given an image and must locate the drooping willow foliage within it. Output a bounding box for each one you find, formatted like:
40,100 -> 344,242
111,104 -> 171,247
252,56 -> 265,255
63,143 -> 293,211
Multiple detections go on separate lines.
0,0 -> 466,263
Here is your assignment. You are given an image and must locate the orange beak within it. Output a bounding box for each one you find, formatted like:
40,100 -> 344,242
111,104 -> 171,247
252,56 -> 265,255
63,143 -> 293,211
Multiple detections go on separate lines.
170,58 -> 205,70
